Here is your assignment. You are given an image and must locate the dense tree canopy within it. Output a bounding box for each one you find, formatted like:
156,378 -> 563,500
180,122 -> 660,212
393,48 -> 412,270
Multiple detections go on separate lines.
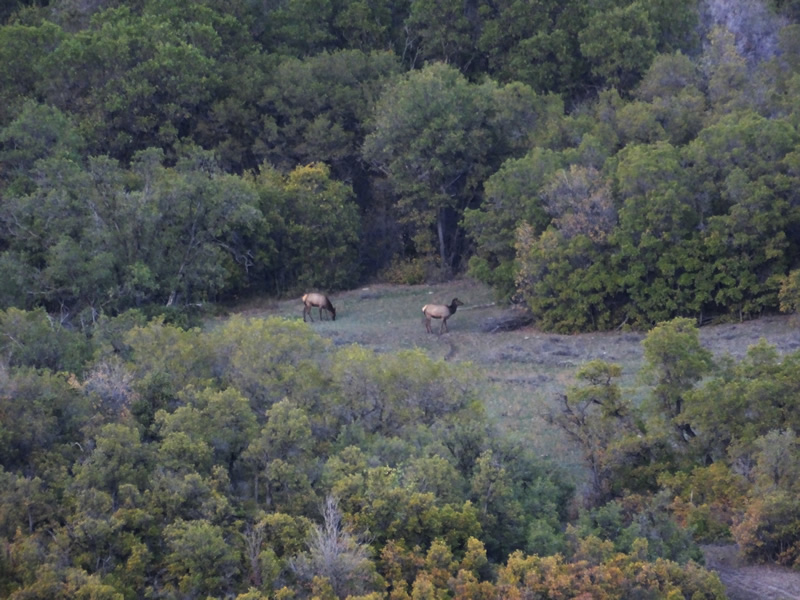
1,0 -> 799,327
8,306 -> 777,598
3,0 -> 800,594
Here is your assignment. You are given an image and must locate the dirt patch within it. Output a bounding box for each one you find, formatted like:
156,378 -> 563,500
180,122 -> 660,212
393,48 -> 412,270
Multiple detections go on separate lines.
703,544 -> 800,600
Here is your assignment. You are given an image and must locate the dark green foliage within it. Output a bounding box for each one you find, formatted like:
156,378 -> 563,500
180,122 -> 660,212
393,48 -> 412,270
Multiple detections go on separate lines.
0,144 -> 365,318
0,310 -> 578,596
612,142 -> 704,326
258,49 -> 400,181
1,0 -> 800,590
463,147 -> 563,300
684,341 -> 800,461
363,63 -> 506,272
570,495 -> 703,565
0,0 -> 795,327
0,307 -> 92,373
478,0 -> 588,94
0,366 -> 89,474
641,317 -> 713,445
3,304 -> 795,595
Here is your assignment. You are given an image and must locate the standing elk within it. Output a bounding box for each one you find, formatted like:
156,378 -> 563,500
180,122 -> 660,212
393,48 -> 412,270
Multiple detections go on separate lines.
302,293 -> 336,322
422,298 -> 463,334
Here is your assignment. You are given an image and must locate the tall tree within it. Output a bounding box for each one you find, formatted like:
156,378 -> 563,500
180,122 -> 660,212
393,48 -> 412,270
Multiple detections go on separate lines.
463,148 -> 562,299
363,63 -> 535,273
612,142 -> 707,325
258,50 -> 400,183
641,317 -> 713,445
578,2 -> 657,91
479,0 -> 589,94
404,0 -> 481,72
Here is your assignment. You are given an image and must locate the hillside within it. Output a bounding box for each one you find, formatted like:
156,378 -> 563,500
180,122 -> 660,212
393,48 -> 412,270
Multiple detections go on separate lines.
244,279 -> 800,443
3,0 -> 800,595
3,277 -> 800,597
247,279 -> 800,600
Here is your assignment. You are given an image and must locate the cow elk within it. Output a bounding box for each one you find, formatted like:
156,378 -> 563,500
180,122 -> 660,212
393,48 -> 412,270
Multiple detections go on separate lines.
422,298 -> 463,334
302,293 -> 336,322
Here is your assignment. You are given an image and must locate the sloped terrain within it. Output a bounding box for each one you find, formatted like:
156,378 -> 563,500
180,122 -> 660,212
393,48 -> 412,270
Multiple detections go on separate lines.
703,545 -> 800,600
244,280 -> 800,599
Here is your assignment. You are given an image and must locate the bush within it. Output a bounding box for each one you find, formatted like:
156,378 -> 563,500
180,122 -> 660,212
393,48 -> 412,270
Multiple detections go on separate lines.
733,491 -> 800,566
778,269 -> 800,314
0,307 -> 92,374
378,257 -> 430,285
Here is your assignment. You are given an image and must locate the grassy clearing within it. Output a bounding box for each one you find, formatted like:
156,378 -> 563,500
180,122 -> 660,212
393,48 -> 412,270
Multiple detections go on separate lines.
232,279 -> 800,482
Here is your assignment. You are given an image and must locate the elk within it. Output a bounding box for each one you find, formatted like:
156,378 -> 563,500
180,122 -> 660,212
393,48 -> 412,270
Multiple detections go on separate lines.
422,298 -> 463,334
302,292 -> 336,322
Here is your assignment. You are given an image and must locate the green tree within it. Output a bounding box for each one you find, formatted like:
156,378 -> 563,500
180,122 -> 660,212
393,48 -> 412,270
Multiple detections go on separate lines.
634,52 -> 706,145
515,164 -> 621,332
478,0 -> 588,94
362,63 -> 506,273
0,469 -> 55,537
331,0 -> 400,52
163,519 -> 240,598
751,430 -> 800,493
404,0 -> 480,72
73,423 -> 152,505
684,342 -> 800,462
403,455 -> 467,506
578,2 -> 657,91
570,495 -> 702,564
0,366 -> 89,474
703,173 -> 789,319
135,147 -> 262,307
469,450 -> 526,558
547,360 -> 639,503
684,112 -> 798,319
612,142 -> 707,325
156,387 -> 258,472
258,50 -> 400,183
518,230 -> 620,333
0,156 -> 114,317
464,148 -> 562,300
641,318 -> 713,445
37,2 -> 241,162
1,146 -> 263,317
210,315 -> 329,417
257,0 -> 335,56
0,100 -> 83,193
243,399 -> 315,510
0,21 -> 63,128
0,307 -> 91,373
123,318 -> 213,432
685,111 -> 797,216
643,0 -> 699,54
779,269 -> 800,314
242,163 -> 361,294
281,163 -> 361,290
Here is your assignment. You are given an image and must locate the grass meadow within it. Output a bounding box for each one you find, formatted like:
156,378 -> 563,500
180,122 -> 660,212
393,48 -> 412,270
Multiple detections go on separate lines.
232,279 -> 800,484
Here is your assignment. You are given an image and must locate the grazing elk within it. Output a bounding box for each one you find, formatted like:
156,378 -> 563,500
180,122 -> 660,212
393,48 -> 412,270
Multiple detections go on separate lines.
302,293 -> 336,322
422,298 -> 463,334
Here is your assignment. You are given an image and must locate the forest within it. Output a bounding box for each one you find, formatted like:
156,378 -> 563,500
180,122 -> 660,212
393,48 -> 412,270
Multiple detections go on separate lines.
1,0 -> 800,329
2,0 -> 800,597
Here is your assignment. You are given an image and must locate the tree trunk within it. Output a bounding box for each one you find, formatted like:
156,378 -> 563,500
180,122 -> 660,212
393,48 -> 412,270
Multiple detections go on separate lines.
437,207 -> 447,268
